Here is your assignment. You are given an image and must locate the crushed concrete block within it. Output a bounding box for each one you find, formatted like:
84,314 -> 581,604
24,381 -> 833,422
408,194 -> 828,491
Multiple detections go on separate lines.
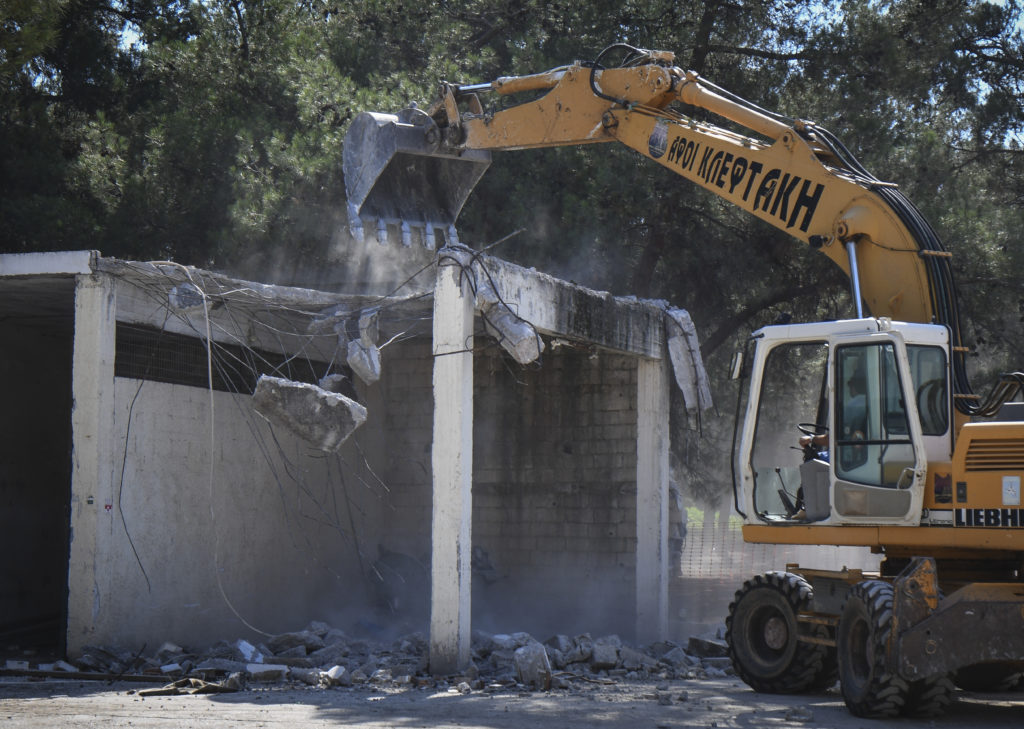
687,636 -> 728,659
490,634 -> 518,652
309,642 -> 349,667
160,663 -> 183,675
54,660 -> 77,672
252,375 -> 367,452
347,339 -> 381,384
268,630 -> 325,655
544,635 -> 573,655
324,665 -> 352,686
660,646 -> 697,668
5,660 -> 29,670
590,642 -> 619,670
546,647 -> 566,670
247,663 -> 288,682
565,634 -> 593,664
513,641 -> 551,690
290,667 -> 321,686
456,681 -> 472,694
235,639 -> 264,664
195,658 -> 249,674
619,646 -> 659,671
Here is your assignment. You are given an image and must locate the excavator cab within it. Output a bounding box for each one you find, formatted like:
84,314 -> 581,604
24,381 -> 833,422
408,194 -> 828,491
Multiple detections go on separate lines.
736,318 -> 948,527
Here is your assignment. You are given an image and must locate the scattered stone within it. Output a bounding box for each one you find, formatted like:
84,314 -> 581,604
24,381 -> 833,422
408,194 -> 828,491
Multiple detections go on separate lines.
687,636 -> 728,659
514,641 -> 552,690
702,657 -> 733,673
619,646 -> 659,671
590,642 -> 619,670
785,706 -> 814,722
456,681 -> 472,694
324,665 -> 352,687
195,658 -> 249,675
565,634 -> 593,664
235,639 -> 263,664
657,691 -> 673,706
267,630 -> 325,655
544,634 -> 573,654
247,663 -> 288,682
660,646 -> 696,668
309,641 -> 349,667
290,667 -> 321,686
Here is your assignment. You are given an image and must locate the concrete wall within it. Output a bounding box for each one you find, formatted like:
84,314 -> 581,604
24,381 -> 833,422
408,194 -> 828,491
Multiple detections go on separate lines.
370,339 -> 641,639
67,274 -> 392,653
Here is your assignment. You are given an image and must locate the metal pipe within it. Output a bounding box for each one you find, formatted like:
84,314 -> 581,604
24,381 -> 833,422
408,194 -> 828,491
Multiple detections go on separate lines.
845,238 -> 864,318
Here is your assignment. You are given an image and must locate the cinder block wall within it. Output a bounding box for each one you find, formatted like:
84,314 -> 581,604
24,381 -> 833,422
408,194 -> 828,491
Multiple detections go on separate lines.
374,339 -> 640,639
472,345 -> 638,637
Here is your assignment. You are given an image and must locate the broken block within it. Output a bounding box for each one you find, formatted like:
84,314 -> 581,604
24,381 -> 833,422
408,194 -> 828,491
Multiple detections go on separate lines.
513,641 -> 551,690
347,339 -> 381,384
247,663 -> 288,682
252,375 -> 367,452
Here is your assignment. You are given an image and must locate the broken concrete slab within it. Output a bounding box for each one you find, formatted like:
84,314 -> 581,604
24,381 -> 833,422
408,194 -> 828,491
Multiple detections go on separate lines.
590,642 -> 620,670
252,375 -> 367,452
247,663 -> 289,681
267,630 -> 326,655
687,636 -> 728,658
665,307 -> 713,414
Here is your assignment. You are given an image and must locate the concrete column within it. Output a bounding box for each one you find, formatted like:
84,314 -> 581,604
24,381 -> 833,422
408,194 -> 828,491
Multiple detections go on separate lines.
67,273 -> 117,655
429,255 -> 475,674
635,354 -> 670,643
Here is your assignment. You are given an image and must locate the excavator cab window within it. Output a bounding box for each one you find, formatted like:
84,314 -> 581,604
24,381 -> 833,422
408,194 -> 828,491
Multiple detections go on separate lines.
834,342 -> 915,490
908,345 -> 949,436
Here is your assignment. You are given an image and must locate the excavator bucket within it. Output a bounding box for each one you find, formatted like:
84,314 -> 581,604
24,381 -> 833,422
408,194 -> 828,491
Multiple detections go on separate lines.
343,107 -> 491,248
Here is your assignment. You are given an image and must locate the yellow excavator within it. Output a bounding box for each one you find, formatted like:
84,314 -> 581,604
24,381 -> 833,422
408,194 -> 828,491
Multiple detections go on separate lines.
342,44 -> 1024,717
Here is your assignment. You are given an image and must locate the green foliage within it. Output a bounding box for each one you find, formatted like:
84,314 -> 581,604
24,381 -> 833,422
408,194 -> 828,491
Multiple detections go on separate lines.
3,2 -> 1024,493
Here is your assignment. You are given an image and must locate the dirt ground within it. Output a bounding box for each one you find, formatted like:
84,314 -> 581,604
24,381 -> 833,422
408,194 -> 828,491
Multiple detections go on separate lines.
2,674 -> 1022,728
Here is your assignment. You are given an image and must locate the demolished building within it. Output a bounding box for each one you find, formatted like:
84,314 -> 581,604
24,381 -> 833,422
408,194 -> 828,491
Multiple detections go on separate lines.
0,246 -> 714,674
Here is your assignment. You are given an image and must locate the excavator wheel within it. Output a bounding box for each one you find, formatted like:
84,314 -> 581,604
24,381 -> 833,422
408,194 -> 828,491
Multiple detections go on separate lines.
726,571 -> 834,693
837,580 -> 908,718
903,673 -> 957,716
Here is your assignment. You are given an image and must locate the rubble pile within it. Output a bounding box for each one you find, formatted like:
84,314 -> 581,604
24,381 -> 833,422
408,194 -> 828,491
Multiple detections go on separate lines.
5,623 -> 735,695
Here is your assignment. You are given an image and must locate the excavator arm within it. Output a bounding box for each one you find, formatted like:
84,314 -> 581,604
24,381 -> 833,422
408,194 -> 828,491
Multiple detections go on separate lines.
342,46 -> 982,413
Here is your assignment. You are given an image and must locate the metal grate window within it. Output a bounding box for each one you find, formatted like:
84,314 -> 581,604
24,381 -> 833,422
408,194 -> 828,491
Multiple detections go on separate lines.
114,323 -> 336,394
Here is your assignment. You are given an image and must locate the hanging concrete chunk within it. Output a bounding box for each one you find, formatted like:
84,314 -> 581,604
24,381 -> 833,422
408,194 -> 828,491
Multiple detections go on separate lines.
664,307 -> 713,413
252,375 -> 367,452
475,277 -> 545,364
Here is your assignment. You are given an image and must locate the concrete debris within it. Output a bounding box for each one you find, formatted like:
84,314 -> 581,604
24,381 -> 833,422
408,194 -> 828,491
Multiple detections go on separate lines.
347,339 -> 381,384
247,663 -> 288,682
475,278 -> 544,365
513,641 -> 552,690
664,307 -> 713,414
686,636 -> 728,659
252,375 -> 367,452
167,282 -> 206,312
19,623 -> 734,696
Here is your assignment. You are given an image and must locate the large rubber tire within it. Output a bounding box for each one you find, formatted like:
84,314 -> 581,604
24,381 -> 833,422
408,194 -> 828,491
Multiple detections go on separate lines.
904,673 -> 957,716
837,580 -> 908,718
726,571 -> 834,693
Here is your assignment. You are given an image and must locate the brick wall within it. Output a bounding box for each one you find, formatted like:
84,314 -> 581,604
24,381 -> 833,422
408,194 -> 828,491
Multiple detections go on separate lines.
372,339 -> 642,638
471,344 -> 639,637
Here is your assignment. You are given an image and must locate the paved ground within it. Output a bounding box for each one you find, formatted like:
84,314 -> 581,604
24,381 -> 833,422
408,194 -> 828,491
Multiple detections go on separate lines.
2,675 -> 1022,728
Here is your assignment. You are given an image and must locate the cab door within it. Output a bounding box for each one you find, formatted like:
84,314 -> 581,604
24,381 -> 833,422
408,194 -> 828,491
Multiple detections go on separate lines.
828,332 -> 927,524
